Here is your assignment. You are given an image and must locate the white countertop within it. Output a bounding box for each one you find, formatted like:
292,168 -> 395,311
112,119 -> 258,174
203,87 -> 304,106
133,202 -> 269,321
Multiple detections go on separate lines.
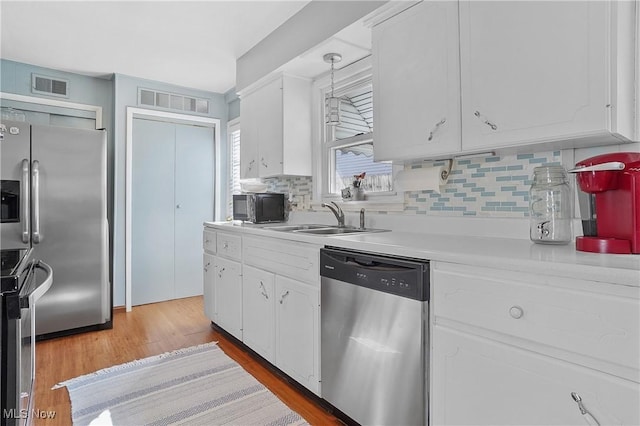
204,221 -> 640,287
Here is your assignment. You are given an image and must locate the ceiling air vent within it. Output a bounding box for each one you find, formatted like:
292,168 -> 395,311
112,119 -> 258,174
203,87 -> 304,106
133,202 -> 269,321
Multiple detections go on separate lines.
32,74 -> 69,98
137,88 -> 209,114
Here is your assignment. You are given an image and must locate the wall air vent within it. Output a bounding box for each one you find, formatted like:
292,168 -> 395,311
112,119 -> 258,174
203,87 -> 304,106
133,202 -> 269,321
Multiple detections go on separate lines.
32,74 -> 69,98
138,88 -> 209,114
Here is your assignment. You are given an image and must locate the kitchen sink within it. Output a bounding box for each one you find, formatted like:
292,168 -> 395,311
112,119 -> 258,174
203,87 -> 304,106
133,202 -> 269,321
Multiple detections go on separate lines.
262,224 -> 329,232
263,224 -> 389,235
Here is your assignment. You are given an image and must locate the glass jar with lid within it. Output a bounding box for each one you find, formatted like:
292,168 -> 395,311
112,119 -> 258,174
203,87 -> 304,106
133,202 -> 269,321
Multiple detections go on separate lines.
529,165 -> 573,244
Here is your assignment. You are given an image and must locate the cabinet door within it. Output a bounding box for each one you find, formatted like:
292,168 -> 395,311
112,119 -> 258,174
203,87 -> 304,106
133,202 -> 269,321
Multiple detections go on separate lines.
275,276 -> 319,394
242,265 -> 275,363
431,326 -> 640,426
373,1 -> 461,160
240,91 -> 259,179
214,256 -> 243,340
460,1 -> 610,150
256,78 -> 284,177
203,253 -> 215,320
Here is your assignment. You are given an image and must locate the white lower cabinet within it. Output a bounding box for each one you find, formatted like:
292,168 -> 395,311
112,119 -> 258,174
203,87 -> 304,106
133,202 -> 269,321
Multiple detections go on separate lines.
242,265 -> 275,363
432,326 -> 640,426
213,256 -> 242,340
431,262 -> 640,425
203,253 -> 215,320
275,276 -> 319,394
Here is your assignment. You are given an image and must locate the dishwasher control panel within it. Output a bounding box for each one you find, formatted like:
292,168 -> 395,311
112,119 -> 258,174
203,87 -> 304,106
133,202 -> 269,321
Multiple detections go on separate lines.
320,247 -> 429,301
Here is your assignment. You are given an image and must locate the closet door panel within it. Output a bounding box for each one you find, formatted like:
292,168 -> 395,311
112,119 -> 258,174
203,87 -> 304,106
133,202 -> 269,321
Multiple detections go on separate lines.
131,119 -> 175,305
174,124 -> 215,298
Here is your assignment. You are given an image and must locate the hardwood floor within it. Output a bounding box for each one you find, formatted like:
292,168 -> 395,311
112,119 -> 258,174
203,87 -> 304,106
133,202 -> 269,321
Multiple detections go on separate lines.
33,296 -> 341,426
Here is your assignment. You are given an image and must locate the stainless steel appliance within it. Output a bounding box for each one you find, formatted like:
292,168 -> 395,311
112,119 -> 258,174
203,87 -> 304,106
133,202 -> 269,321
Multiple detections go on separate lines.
1,248 -> 53,426
0,120 -> 110,338
232,193 -> 287,223
320,247 -> 430,426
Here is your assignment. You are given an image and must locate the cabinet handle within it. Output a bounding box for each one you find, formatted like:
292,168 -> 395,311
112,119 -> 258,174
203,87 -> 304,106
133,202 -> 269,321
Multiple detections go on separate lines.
218,267 -> 225,278
474,110 -> 498,130
223,242 -> 229,249
259,281 -> 269,299
509,305 -> 524,319
427,118 -> 447,141
570,392 -> 601,426
261,157 -> 268,168
279,290 -> 290,304
204,261 -> 211,272
248,159 -> 255,171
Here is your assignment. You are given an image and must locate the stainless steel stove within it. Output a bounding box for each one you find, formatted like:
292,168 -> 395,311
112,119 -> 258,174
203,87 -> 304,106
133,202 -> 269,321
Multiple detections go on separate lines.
1,249 -> 52,426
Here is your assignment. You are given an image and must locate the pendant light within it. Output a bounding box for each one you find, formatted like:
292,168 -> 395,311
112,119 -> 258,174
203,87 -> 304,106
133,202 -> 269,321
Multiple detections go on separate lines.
323,53 -> 342,126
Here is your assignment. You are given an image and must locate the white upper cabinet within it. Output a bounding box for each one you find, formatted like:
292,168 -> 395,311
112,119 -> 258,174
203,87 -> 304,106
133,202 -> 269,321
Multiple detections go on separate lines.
239,74 -> 312,178
370,1 -> 637,161
373,1 -> 461,160
459,0 -> 637,152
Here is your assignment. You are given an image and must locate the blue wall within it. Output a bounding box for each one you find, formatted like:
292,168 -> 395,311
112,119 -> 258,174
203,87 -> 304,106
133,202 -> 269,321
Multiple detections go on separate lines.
111,74 -> 228,306
1,59 -> 229,307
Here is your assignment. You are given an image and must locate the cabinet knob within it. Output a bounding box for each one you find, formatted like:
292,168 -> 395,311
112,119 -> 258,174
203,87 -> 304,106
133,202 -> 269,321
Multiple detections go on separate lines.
176,204 -> 181,209
509,305 -> 524,319
223,242 -> 229,249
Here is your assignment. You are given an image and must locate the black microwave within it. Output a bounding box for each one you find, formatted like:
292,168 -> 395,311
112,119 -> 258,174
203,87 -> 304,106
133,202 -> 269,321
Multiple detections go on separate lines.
232,193 -> 287,223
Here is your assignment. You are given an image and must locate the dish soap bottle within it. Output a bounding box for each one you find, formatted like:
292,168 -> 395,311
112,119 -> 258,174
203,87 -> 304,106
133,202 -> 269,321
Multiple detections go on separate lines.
529,165 -> 573,244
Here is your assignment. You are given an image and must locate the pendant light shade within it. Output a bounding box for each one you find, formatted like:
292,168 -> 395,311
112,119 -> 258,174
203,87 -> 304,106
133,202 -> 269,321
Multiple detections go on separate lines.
324,53 -> 342,126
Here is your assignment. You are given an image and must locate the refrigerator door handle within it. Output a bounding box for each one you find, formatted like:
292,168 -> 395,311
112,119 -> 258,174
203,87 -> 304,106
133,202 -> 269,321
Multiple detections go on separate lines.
32,160 -> 41,244
21,158 -> 31,243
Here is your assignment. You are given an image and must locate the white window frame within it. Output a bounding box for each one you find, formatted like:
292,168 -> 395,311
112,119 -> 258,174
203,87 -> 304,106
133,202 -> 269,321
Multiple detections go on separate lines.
227,118 -> 241,219
312,57 -> 403,211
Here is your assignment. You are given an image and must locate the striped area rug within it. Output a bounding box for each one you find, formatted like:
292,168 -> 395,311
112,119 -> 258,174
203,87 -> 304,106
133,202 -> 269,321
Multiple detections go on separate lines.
53,342 -> 308,426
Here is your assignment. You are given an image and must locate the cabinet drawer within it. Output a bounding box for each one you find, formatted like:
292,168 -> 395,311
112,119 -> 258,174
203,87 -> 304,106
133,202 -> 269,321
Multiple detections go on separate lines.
203,229 -> 216,254
433,263 -> 640,372
242,236 -> 320,286
216,232 -> 242,261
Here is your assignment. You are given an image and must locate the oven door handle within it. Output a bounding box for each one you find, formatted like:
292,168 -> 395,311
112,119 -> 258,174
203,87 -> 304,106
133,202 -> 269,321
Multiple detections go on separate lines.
31,261 -> 53,303
21,158 -> 31,243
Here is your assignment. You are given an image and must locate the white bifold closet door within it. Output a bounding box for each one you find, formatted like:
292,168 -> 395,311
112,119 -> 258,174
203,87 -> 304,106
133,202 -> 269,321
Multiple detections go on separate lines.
132,118 -> 214,306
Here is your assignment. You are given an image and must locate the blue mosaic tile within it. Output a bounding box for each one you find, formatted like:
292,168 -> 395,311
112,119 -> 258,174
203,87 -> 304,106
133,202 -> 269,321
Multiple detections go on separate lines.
501,186 -> 517,191
430,206 -> 443,211
507,165 -> 524,171
482,206 -> 496,211
463,197 -> 477,202
496,176 -> 511,182
471,173 -> 485,178
417,198 -> 427,202
454,193 -> 466,198
453,207 -> 466,211
517,154 -> 534,160
497,207 -> 512,212
485,157 -> 500,162
471,187 -> 486,192
438,197 -> 450,202
463,211 -> 477,216
463,183 -> 477,188
443,206 -> 454,211
481,191 -> 496,196
478,167 -> 491,172
486,201 -> 501,207
501,201 -> 517,207
467,163 -> 481,169
433,202 -> 445,207
451,178 -> 467,184
458,159 -> 471,165
511,175 -> 529,181
529,157 -> 548,164
491,166 -> 507,172
512,191 -> 529,197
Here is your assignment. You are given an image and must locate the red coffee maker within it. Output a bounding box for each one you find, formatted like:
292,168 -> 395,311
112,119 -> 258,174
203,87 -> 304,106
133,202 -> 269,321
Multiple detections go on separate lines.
569,152 -> 640,254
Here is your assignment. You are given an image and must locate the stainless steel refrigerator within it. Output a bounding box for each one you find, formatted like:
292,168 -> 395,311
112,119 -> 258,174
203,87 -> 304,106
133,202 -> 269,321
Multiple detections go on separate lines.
0,120 -> 111,338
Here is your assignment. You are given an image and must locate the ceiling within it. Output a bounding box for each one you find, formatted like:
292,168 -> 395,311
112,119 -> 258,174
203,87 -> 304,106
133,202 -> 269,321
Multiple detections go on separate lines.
0,1 -> 317,94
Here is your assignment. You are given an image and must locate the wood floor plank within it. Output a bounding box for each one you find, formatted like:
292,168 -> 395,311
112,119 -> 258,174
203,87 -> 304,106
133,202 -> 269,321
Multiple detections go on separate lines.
33,296 -> 341,426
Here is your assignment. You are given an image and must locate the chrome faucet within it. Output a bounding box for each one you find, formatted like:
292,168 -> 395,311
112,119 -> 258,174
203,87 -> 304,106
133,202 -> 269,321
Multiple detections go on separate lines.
321,201 -> 345,228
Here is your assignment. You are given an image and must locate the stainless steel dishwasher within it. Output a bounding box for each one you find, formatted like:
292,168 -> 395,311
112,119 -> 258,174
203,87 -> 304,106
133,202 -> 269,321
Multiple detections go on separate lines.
320,247 -> 430,426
